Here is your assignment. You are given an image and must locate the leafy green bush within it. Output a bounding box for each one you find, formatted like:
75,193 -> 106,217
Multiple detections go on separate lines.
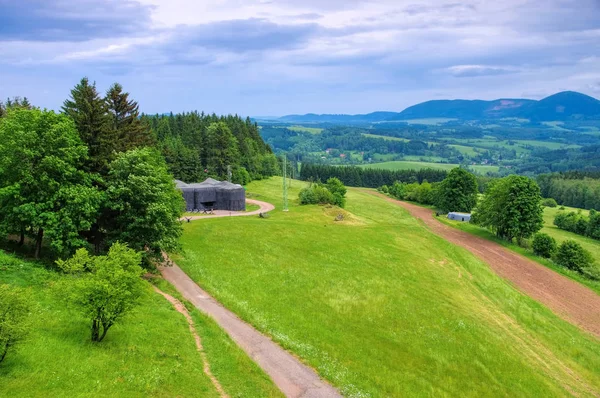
532,233 -> 557,258
299,179 -> 347,208
0,285 -> 32,363
555,240 -> 594,273
57,243 -> 145,342
542,198 -> 558,208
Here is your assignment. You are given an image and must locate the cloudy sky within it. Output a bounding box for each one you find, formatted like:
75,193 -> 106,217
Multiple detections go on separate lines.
1,0 -> 599,115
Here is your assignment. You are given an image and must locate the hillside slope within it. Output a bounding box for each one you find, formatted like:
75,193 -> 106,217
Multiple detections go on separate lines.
173,177 -> 600,397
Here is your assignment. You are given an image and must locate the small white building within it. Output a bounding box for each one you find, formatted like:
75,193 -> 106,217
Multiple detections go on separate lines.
448,212 -> 471,222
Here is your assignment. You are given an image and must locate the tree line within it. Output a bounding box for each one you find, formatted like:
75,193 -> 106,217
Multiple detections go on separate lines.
537,172 -> 600,210
554,209 -> 600,241
146,112 -> 278,184
299,163 -> 447,188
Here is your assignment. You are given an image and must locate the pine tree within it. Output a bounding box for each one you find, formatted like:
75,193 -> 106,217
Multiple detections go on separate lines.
205,122 -> 239,179
62,78 -> 114,174
105,83 -> 153,153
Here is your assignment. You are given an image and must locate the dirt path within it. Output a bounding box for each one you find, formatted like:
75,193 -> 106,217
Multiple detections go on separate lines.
164,200 -> 342,398
153,286 -> 229,398
181,199 -> 275,221
368,191 -> 600,339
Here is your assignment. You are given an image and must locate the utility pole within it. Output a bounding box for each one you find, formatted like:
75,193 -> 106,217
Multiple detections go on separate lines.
282,156 -> 289,212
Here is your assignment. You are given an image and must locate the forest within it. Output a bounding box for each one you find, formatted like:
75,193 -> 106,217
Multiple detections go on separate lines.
0,79 -> 277,261
299,163 -> 447,188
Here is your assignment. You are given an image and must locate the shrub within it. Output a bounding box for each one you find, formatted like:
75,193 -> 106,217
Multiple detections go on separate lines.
542,198 -> 558,208
555,240 -> 594,273
532,233 -> 557,258
0,285 -> 32,363
57,243 -> 145,342
559,206 -> 565,210
299,179 -> 347,208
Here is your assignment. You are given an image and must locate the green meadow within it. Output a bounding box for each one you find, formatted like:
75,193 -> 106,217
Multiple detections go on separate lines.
288,125 -> 324,134
0,252 -> 281,397
359,161 -> 499,174
173,177 -> 600,397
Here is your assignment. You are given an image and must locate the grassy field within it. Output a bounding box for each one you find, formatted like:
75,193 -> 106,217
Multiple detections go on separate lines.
173,177 -> 600,397
288,125 -> 324,134
359,160 -> 459,171
360,161 -> 499,174
542,206 -> 600,260
0,251 -> 281,397
361,133 -> 410,142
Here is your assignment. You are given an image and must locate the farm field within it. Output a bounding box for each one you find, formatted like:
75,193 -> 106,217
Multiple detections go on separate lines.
359,160 -> 500,174
0,251 -> 281,397
361,133 -> 410,142
541,206 -> 600,261
288,125 -> 324,134
173,177 -> 600,397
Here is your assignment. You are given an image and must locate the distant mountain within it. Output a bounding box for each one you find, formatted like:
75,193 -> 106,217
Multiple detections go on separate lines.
272,91 -> 600,123
276,111 -> 398,124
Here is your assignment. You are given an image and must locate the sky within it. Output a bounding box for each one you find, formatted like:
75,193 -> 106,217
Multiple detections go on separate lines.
1,0 -> 600,116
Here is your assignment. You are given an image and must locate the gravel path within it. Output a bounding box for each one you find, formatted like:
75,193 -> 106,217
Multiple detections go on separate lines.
181,199 -> 275,221
370,191 -> 600,339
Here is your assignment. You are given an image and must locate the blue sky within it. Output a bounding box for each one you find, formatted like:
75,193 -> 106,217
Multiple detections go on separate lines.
1,0 -> 599,116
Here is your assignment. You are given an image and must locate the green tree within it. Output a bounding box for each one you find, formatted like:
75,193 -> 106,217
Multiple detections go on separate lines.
57,243 -> 144,342
326,177 -> 347,207
437,168 -> 478,213
473,175 -> 543,242
105,83 -> 153,152
0,109 -> 101,258
103,148 -> 184,259
555,240 -> 594,273
542,198 -> 558,208
0,285 -> 31,363
586,209 -> 600,240
532,233 -> 557,258
62,77 -> 114,174
205,122 -> 239,179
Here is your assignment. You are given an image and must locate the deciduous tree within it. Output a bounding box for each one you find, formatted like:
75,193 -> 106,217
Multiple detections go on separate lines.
0,109 -> 101,258
57,243 -> 144,342
436,168 -> 478,213
473,175 -> 543,242
0,285 -> 31,363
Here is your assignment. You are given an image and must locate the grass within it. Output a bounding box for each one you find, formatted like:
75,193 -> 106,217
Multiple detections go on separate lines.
359,160 -> 459,171
172,177 -> 600,397
448,144 -> 479,157
288,125 -> 324,134
359,161 -> 499,174
361,133 -> 410,142
437,203 -> 600,294
542,206 -> 600,260
0,251 -> 281,397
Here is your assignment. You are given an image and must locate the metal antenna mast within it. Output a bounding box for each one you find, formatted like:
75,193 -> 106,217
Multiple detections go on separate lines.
227,165 -> 232,182
282,156 -> 289,212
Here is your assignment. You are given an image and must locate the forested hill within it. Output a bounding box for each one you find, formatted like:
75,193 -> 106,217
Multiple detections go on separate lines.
271,91 -> 600,123
143,112 -> 278,184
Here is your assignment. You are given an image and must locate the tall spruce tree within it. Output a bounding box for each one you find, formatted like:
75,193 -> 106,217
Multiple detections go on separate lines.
105,83 -> 153,153
205,122 -> 239,179
62,78 -> 114,174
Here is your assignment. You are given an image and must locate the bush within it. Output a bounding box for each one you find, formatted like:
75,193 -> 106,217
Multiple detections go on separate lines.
57,243 -> 145,342
555,240 -> 594,273
532,233 -> 557,258
0,285 -> 32,363
559,206 -> 565,210
542,198 -> 558,208
299,179 -> 347,208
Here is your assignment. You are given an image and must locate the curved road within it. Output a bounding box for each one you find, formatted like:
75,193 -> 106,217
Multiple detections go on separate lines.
180,199 -> 275,221
369,191 -> 600,339
163,199 -> 342,398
